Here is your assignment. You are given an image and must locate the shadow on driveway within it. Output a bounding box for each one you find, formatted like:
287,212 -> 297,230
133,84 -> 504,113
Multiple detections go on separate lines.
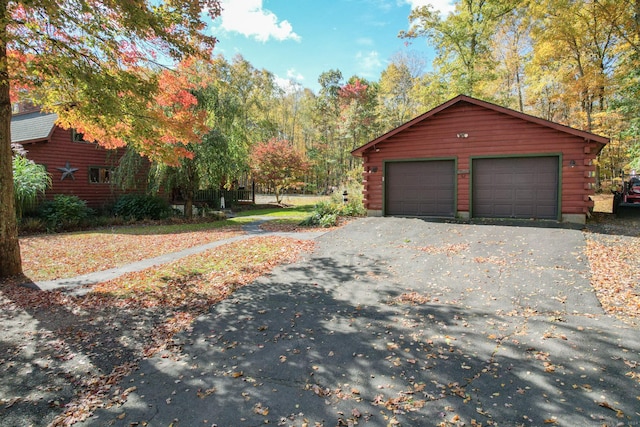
79,217 -> 640,426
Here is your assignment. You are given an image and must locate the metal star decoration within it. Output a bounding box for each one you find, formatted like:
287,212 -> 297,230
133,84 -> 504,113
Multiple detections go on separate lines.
56,162 -> 79,180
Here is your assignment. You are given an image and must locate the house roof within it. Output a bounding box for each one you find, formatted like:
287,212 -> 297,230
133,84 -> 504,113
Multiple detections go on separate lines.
10,111 -> 58,144
351,94 -> 610,157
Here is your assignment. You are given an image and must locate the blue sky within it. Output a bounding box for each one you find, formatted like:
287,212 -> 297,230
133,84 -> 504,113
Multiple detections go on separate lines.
208,1 -> 455,93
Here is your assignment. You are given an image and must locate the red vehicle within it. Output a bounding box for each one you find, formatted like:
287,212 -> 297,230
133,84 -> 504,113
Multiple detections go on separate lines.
613,175 -> 640,214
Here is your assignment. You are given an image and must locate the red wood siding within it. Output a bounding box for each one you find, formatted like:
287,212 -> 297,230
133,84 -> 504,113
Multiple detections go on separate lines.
23,127 -> 146,209
360,101 -> 601,218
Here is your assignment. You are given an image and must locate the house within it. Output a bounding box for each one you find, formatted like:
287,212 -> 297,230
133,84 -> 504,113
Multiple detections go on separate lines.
11,106 -> 143,210
351,95 -> 609,224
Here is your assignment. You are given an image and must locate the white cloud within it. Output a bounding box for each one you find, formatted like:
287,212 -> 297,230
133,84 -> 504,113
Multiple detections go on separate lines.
403,0 -> 456,16
286,68 -> 304,81
272,69 -> 305,94
274,76 -> 293,91
274,75 -> 304,94
356,51 -> 382,75
356,37 -> 374,46
218,0 -> 301,42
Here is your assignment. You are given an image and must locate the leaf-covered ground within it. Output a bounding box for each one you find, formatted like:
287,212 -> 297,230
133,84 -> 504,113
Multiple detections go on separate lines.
0,223 -> 315,427
19,223 -> 244,281
584,203 -> 640,325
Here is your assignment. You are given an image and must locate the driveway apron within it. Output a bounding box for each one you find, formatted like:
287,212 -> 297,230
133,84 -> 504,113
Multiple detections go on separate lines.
79,217 -> 640,427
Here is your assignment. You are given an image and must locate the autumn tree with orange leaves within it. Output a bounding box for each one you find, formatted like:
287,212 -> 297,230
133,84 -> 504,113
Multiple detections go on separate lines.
251,138 -> 310,205
0,0 -> 221,278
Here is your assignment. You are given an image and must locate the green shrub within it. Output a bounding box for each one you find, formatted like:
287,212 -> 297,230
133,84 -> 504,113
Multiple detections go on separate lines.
18,216 -> 46,234
339,198 -> 367,217
300,197 -> 365,228
89,216 -> 114,228
318,212 -> 338,228
12,152 -> 51,219
113,194 -> 171,220
39,195 -> 94,231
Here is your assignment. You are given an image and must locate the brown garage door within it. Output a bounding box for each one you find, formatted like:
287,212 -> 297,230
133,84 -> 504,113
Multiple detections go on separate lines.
385,160 -> 455,217
472,157 -> 559,219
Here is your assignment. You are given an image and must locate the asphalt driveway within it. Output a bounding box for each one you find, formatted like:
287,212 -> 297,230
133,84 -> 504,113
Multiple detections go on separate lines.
79,217 -> 640,427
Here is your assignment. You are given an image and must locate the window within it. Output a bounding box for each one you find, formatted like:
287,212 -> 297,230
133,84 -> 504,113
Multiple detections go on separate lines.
72,129 -> 86,142
89,167 -> 114,184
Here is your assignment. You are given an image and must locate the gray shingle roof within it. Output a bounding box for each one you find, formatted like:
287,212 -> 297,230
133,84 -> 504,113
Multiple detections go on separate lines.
11,111 -> 58,144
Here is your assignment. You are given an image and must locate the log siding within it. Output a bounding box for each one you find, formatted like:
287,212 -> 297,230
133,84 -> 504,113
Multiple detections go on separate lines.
21,126 -> 142,209
353,95 -> 608,223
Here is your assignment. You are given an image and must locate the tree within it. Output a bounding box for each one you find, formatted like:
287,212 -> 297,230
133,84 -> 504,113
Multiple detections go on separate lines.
594,0 -> 640,170
400,0 -> 519,97
376,54 -> 422,131
337,77 -> 378,172
141,59 -> 215,220
148,55 -> 286,219
313,69 -> 344,193
485,8 -> 531,112
251,138 -> 309,204
527,0 -> 619,131
612,55 -> 640,171
0,0 -> 221,278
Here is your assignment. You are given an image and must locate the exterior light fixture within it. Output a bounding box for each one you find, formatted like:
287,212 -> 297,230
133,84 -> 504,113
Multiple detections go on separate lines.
569,160 -> 576,167
456,133 -> 469,138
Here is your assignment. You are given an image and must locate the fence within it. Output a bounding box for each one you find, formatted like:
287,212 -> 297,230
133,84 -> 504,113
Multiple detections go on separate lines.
173,188 -> 254,209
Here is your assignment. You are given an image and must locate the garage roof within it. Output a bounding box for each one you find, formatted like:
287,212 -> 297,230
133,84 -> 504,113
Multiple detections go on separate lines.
352,94 -> 609,157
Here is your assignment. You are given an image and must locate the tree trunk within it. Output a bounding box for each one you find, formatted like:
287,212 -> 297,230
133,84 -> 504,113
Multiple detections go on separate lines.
275,187 -> 282,204
516,64 -> 524,112
184,191 -> 194,219
0,2 -> 24,278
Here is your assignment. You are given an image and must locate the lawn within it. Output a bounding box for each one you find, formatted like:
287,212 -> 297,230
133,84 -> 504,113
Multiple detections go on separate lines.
233,204 -> 315,219
90,235 -> 314,309
19,222 -> 245,281
18,204 -> 318,282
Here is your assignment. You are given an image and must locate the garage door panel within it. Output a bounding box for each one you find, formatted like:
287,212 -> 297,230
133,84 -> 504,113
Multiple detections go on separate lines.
436,188 -> 454,198
472,157 -> 558,220
386,160 -> 455,217
493,188 -> 515,201
475,175 -> 494,186
536,179 -> 557,188
515,192 -> 534,202
514,173 -> 534,185
493,205 -> 514,216
514,205 -> 534,216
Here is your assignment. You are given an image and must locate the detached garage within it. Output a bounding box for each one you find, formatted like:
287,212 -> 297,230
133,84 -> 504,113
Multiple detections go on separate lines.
351,95 -> 609,224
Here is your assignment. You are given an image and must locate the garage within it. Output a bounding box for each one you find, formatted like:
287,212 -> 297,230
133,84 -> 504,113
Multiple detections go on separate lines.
352,95 -> 609,224
472,157 -> 559,219
385,160 -> 455,217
